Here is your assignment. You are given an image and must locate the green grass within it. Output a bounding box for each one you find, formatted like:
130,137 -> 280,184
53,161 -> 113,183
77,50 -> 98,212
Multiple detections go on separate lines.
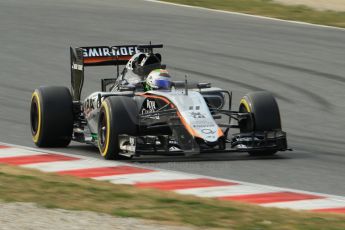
161,0 -> 345,28
0,164 -> 345,229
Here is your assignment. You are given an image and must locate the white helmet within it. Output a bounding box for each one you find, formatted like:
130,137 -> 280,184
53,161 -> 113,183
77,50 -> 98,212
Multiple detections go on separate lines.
145,69 -> 172,91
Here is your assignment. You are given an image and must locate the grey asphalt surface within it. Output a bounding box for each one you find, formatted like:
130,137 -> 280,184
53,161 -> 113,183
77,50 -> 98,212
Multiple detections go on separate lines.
0,0 -> 345,196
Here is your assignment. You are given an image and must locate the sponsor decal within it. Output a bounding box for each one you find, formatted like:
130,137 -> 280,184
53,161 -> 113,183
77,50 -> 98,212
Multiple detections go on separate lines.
91,133 -> 98,140
84,97 -> 98,118
201,129 -> 216,134
141,99 -> 159,119
72,63 -> 83,71
169,139 -> 179,145
192,120 -> 215,128
84,98 -> 95,110
169,146 -> 181,152
82,46 -> 139,58
129,137 -> 135,146
189,111 -> 206,119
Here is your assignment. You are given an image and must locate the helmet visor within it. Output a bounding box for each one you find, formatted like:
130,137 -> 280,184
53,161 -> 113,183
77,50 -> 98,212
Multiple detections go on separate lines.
154,79 -> 171,90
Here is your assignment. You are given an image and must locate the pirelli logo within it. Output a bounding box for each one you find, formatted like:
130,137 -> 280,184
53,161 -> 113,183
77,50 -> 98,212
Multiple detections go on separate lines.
82,46 -> 139,58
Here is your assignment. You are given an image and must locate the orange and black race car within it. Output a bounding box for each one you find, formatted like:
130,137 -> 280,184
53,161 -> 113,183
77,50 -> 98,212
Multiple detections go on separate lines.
30,44 -> 289,159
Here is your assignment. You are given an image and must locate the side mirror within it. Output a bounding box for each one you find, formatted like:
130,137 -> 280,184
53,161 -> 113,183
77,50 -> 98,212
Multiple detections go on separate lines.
120,84 -> 136,92
101,78 -> 116,92
197,83 -> 211,89
171,81 -> 185,88
119,81 -> 145,92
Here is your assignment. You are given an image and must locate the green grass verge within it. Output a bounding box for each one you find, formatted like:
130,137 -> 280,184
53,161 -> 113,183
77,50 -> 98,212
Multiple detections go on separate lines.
1,164 -> 345,229
160,0 -> 345,28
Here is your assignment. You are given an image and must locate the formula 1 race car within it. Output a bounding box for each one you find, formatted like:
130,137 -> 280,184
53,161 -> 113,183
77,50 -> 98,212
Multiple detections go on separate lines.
30,44 -> 289,159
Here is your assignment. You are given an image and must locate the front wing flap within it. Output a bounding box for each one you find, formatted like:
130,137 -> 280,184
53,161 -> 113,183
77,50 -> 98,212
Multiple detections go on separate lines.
117,130 -> 288,157
230,130 -> 288,152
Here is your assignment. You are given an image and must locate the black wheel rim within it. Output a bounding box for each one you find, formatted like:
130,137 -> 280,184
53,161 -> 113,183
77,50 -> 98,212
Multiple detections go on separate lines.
30,99 -> 39,136
239,104 -> 254,132
98,111 -> 107,151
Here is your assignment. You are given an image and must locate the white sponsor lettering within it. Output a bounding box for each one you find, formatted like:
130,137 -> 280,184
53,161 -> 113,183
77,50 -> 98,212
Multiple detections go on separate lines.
128,46 -> 134,55
147,100 -> 156,110
141,99 -> 159,119
111,48 -> 117,56
190,112 -> 206,119
129,137 -> 135,146
82,46 -> 139,57
72,63 -> 83,71
191,120 -> 214,127
99,48 -> 104,56
102,48 -> 110,56
82,49 -> 88,57
89,48 -> 99,57
120,47 -> 128,55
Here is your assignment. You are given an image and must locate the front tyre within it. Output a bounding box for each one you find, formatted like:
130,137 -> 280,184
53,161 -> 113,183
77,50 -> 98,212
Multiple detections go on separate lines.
98,96 -> 138,160
30,86 -> 73,147
239,91 -> 282,156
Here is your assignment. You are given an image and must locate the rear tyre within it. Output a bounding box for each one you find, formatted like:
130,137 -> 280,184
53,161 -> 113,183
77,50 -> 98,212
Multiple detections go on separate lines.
239,91 -> 281,156
30,86 -> 73,147
98,96 -> 138,160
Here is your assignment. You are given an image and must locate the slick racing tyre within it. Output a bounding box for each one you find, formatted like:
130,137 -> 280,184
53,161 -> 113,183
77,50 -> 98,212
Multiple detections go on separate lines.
98,96 -> 138,160
30,86 -> 73,147
239,91 -> 281,156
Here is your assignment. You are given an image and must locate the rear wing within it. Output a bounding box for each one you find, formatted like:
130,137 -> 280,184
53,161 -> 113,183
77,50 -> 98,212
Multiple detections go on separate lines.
70,44 -> 163,100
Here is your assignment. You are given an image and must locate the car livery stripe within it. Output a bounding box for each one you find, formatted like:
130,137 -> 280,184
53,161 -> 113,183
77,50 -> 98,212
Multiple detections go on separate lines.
217,127 -> 224,137
141,92 -> 224,138
83,56 -> 132,64
176,111 -> 203,138
139,93 -> 205,138
0,143 -> 344,214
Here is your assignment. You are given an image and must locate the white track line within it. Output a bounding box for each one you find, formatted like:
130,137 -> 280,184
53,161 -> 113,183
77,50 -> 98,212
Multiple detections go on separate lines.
98,171 -> 199,184
23,159 -> 124,172
144,0 -> 345,31
262,198 -> 345,210
0,147 -> 46,158
175,184 -> 281,197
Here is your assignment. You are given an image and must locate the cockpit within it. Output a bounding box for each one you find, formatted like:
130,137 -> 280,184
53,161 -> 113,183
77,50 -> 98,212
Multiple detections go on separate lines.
121,52 -> 166,85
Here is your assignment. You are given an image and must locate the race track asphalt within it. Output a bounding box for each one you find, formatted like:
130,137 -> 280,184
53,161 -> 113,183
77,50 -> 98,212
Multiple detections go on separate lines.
0,0 -> 344,196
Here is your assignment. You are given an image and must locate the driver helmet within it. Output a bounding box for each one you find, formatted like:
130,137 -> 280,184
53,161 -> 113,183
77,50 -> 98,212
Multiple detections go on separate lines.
145,69 -> 172,91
